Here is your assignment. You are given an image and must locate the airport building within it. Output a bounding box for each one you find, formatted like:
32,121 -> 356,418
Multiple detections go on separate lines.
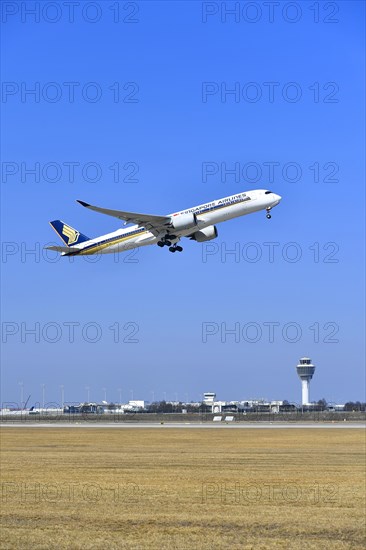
6,356 -> 363,416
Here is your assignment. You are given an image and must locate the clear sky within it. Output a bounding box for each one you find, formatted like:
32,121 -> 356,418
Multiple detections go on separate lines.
1,1 -> 365,407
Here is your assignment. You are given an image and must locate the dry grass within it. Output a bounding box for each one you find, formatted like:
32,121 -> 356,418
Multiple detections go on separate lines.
0,428 -> 365,549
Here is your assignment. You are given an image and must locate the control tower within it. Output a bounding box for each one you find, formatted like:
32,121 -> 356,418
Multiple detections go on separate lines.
296,358 -> 316,405
203,392 -> 216,413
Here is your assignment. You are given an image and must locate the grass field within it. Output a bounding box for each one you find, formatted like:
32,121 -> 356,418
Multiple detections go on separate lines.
0,428 -> 365,549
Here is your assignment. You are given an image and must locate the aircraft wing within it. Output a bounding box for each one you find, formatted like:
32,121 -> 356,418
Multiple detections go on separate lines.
77,200 -> 170,235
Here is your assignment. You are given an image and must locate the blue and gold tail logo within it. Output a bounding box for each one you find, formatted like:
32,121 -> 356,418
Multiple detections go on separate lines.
49,220 -> 90,247
62,224 -> 80,245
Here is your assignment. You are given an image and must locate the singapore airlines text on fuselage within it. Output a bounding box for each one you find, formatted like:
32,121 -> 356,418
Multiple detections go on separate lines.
47,189 -> 281,256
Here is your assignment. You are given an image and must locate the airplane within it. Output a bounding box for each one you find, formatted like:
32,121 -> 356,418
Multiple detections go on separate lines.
46,189 -> 281,256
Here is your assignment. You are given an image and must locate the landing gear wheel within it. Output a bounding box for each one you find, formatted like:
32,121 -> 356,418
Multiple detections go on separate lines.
176,246 -> 183,252
169,247 -> 176,253
157,241 -> 164,247
266,213 -> 271,219
165,240 -> 172,247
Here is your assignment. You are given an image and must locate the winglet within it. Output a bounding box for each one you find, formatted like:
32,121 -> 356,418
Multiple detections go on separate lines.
76,200 -> 90,208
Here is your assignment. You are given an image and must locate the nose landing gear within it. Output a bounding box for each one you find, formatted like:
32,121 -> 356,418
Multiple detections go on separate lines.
266,208 -> 272,219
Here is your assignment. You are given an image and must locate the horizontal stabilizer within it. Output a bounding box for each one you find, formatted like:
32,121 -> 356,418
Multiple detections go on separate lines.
44,245 -> 73,255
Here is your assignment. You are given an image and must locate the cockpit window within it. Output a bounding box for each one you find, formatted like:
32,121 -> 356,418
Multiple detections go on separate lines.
265,190 -> 272,194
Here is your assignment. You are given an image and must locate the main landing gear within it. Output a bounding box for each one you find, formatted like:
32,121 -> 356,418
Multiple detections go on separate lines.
157,235 -> 183,252
266,208 -> 272,219
157,235 -> 174,247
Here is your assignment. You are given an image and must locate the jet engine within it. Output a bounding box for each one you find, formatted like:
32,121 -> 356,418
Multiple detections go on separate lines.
168,212 -> 198,231
190,225 -> 218,242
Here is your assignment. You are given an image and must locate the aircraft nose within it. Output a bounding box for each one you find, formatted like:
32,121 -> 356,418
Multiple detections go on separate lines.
272,193 -> 282,206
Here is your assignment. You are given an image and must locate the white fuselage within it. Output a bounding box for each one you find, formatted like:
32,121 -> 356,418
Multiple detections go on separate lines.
69,189 -> 281,255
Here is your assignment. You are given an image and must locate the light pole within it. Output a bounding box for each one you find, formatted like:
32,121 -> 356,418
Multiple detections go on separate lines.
118,388 -> 122,404
18,381 -> 24,409
151,390 -> 155,403
41,384 -> 45,409
60,385 -> 64,409
85,386 -> 90,403
102,388 -> 107,402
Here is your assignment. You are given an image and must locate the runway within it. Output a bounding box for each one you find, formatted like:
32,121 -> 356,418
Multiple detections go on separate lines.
1,422 -> 364,429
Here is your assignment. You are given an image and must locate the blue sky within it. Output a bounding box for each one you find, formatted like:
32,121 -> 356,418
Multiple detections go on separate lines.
1,1 -> 365,407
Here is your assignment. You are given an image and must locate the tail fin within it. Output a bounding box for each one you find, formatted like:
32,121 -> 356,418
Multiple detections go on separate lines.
50,220 -> 90,246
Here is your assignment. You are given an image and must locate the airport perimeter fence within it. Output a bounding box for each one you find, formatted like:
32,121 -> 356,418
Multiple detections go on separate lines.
1,411 -> 365,424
